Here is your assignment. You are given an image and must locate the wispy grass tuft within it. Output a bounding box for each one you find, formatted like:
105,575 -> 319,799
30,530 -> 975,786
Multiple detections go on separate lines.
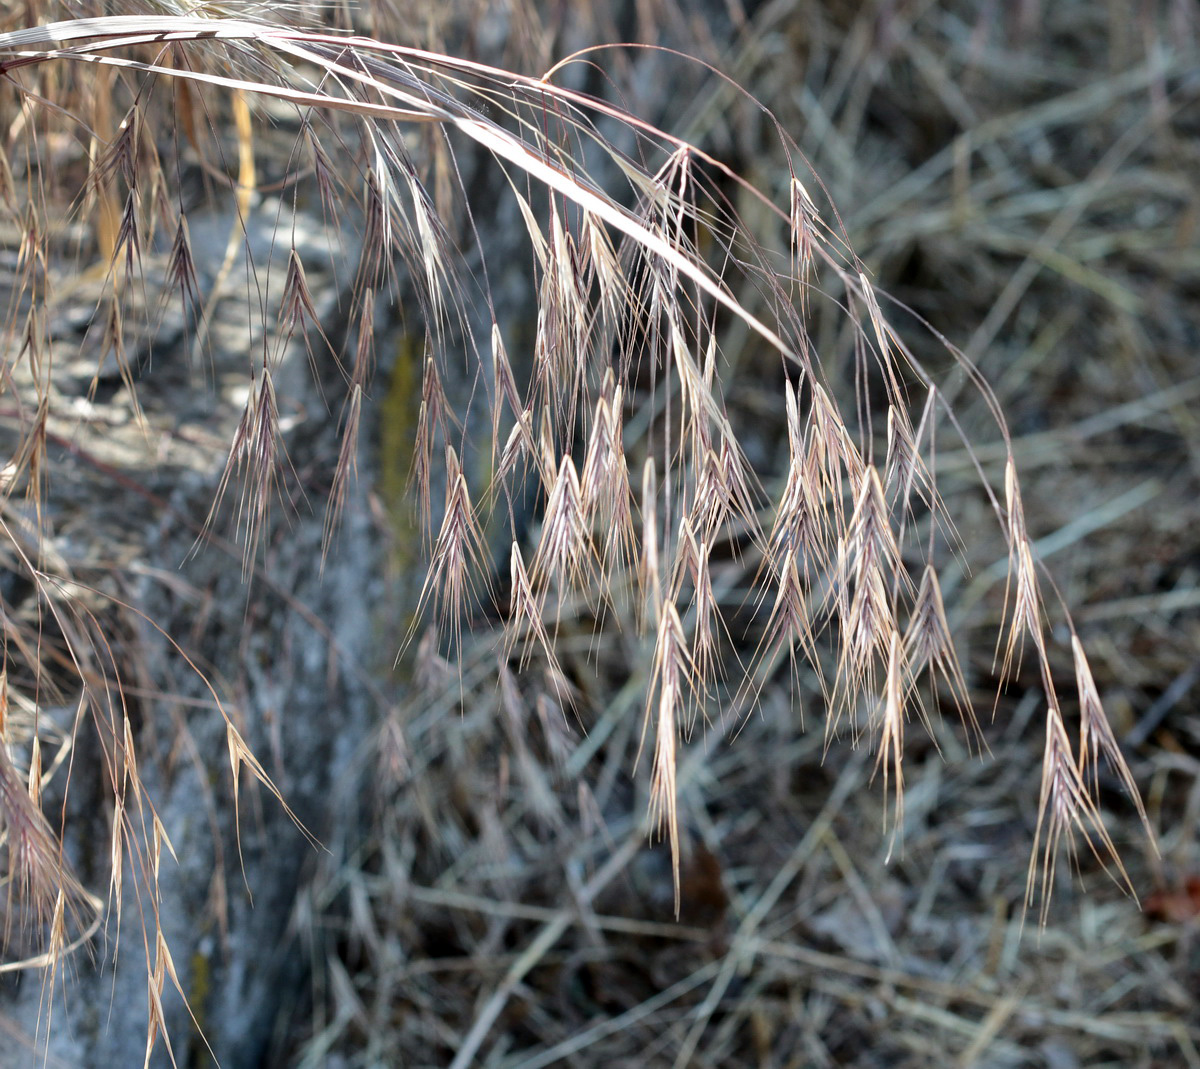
0,1 -> 1158,1059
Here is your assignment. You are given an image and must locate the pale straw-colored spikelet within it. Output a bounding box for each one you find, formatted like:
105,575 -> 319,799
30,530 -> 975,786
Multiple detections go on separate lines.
417,446 -> 488,640
834,468 -> 905,712
904,565 -> 975,737
507,542 -> 561,678
1029,709 -> 1089,923
580,210 -> 624,325
639,458 -> 662,627
531,455 -> 591,596
581,373 -> 636,580
1072,634 -> 1149,828
789,176 -> 817,309
875,629 -> 906,855
639,600 -> 694,918
1000,458 -> 1047,681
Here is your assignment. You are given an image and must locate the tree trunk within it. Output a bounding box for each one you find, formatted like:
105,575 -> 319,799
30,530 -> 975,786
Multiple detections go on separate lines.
0,209 -> 384,1067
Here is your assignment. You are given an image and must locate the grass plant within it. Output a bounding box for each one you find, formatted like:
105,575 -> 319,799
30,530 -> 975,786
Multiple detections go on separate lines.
0,1 -> 1180,1063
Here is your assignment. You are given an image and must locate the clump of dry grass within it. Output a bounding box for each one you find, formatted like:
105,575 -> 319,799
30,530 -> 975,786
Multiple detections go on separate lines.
0,0 -> 1172,1061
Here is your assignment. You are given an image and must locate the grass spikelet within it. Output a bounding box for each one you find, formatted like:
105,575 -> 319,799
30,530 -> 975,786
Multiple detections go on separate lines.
999,458 -> 1046,682
412,399 -> 434,534
279,245 -> 333,369
672,517 -> 721,696
750,547 -> 820,712
495,406 -> 541,491
581,209 -> 623,325
856,271 -> 908,404
1026,708 -> 1110,926
163,216 -> 202,327
1072,633 -> 1149,831
807,382 -> 858,539
639,600 -> 694,918
225,720 -> 318,865
789,175 -> 817,309
884,404 -> 924,511
833,467 -> 904,720
875,629 -> 905,856
639,457 -> 661,628
207,368 -> 286,573
531,455 -> 591,599
580,371 -> 636,580
0,741 -> 89,949
769,380 -> 831,582
689,537 -> 719,696
415,446 -> 488,647
490,323 -> 525,467
507,541 -> 561,680
904,565 -> 974,737
325,381 -> 363,561
692,431 -> 758,549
